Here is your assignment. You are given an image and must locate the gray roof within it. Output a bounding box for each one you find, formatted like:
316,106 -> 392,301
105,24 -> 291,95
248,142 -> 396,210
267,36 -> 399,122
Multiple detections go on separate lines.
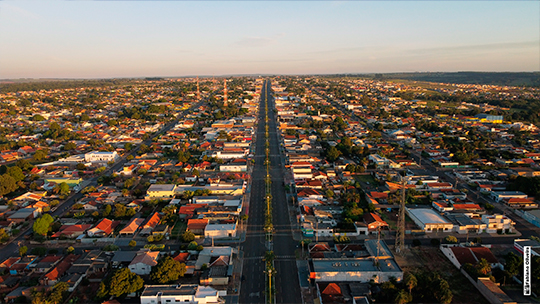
112,251 -> 137,263
142,285 -> 197,297
365,239 -> 394,259
147,184 -> 176,192
9,208 -> 35,219
445,213 -> 480,226
312,256 -> 402,274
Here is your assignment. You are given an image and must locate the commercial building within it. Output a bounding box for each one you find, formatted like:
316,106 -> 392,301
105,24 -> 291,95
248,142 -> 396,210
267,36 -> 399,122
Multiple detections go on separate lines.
481,214 -> 515,233
489,191 -> 528,203
140,285 -> 221,304
145,184 -> 177,200
475,114 -> 503,124
406,208 -> 453,233
84,151 -> 119,163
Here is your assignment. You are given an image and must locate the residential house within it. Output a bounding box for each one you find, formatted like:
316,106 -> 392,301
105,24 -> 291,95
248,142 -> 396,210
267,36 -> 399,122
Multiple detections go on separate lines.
87,218 -> 115,237
128,251 -> 159,275
139,212 -> 162,236
188,219 -> 208,236
119,218 -> 144,236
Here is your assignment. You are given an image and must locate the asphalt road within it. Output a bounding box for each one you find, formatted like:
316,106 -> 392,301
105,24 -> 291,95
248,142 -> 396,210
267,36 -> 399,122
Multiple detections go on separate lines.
239,81 -> 272,304
240,80 -> 302,304
267,85 -> 302,304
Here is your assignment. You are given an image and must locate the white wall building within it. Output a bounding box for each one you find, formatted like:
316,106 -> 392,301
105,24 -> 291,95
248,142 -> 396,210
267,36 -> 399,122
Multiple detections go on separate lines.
145,184 -> 177,200
219,163 -> 247,172
481,214 -> 515,233
311,258 -> 403,283
84,151 -> 119,163
140,285 -> 221,304
489,191 -> 528,203
406,208 -> 454,233
204,224 -> 237,239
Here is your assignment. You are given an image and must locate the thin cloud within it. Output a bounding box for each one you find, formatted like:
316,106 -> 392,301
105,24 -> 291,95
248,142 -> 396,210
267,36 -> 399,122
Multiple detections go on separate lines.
0,3 -> 40,21
235,37 -> 274,47
408,40 -> 539,55
235,33 -> 284,48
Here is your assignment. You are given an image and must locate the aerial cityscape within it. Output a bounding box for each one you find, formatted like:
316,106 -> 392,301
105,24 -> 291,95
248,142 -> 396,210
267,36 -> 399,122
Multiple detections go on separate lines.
0,1 -> 539,304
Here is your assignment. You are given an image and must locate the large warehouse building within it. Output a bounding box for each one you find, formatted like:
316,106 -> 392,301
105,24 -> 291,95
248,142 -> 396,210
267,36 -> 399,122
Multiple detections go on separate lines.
406,208 -> 453,233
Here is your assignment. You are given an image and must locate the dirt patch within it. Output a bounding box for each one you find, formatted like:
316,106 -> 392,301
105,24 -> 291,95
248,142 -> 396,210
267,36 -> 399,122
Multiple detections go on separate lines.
395,246 -> 489,304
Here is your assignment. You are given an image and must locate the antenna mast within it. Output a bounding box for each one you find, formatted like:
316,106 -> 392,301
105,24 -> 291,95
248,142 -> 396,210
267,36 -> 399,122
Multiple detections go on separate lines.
395,175 -> 407,254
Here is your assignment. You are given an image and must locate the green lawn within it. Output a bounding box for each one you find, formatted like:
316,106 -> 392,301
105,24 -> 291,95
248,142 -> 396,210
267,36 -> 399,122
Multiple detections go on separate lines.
354,174 -> 378,185
379,213 -> 397,230
171,221 -> 187,239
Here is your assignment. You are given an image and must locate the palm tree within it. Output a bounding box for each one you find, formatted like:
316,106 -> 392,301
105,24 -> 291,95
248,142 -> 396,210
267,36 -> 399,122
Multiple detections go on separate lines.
404,273 -> 417,294
476,258 -> 492,276
394,289 -> 412,304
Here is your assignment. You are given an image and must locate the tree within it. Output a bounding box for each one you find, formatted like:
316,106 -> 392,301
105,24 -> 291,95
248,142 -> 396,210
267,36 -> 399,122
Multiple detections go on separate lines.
103,204 -> 112,217
0,174 -> 18,196
504,252 -> 522,278
434,278 -> 453,304
394,289 -> 412,304
404,273 -> 417,294
0,228 -> 10,243
63,142 -> 77,151
33,214 -> 54,236
150,256 -> 187,283
58,182 -> 70,196
66,246 -> 75,254
7,166 -> 25,182
187,241 -> 199,250
32,114 -> 45,121
104,268 -> 144,298
76,163 -> 86,170
326,146 -> 341,162
325,189 -> 334,198
49,282 -> 69,304
444,235 -> 458,244
19,245 -> 28,257
476,258 -> 492,276
161,205 -> 177,224
113,203 -> 126,218
182,230 -> 195,242
129,240 -> 137,248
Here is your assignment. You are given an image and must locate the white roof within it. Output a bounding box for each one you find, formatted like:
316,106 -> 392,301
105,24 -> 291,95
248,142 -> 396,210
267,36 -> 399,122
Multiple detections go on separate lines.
408,208 -> 450,225
195,285 -> 218,298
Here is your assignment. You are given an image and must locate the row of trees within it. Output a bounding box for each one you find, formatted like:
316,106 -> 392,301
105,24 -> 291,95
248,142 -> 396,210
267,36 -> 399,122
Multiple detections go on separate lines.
96,257 -> 188,300
376,272 -> 452,304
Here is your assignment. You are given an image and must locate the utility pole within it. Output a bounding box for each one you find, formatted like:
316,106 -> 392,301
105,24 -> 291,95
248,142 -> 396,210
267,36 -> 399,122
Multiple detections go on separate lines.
196,76 -> 200,101
395,175 -> 407,254
223,79 -> 228,106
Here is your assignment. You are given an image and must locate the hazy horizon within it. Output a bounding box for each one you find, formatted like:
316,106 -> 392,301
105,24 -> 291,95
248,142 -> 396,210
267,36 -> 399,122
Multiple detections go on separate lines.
1,1 -> 539,79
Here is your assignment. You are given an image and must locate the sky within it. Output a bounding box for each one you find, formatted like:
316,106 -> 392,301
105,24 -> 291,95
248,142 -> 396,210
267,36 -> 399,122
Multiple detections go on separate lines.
0,1 -> 539,79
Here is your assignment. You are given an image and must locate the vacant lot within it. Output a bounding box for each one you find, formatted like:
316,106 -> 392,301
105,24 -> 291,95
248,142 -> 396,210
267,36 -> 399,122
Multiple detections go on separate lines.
171,220 -> 187,239
354,174 -> 378,186
394,246 -> 489,304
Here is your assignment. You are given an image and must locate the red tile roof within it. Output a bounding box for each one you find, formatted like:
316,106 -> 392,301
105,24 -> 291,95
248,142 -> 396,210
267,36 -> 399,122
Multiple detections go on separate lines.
45,254 -> 80,281
322,283 -> 342,295
144,212 -> 161,229
187,219 -> 209,230
450,247 -> 477,265
93,218 -> 114,235
173,252 -> 189,263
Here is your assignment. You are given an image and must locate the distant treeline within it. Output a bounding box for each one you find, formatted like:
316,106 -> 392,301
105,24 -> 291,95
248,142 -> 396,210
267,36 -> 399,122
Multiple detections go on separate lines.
376,72 -> 540,87
0,79 -> 140,93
